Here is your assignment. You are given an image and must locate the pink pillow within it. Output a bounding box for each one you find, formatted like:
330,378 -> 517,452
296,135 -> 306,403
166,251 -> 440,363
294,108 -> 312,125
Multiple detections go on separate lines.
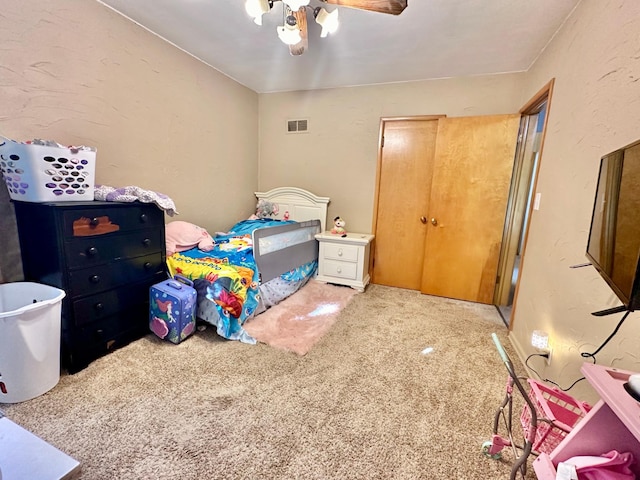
165,221 -> 214,256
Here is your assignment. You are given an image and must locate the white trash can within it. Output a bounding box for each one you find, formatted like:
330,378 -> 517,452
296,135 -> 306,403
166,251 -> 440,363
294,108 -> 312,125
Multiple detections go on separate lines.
0,282 -> 66,403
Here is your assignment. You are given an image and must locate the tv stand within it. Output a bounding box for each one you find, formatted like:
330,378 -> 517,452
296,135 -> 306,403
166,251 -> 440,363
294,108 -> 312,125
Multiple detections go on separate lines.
533,363 -> 640,478
591,305 -> 627,316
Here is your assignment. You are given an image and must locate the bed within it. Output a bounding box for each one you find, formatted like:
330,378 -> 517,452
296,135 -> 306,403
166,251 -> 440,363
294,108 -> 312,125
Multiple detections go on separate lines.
165,187 -> 330,343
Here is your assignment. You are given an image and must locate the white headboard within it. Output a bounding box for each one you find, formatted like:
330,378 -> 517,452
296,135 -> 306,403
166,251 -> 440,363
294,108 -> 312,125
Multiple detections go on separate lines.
255,187 -> 330,232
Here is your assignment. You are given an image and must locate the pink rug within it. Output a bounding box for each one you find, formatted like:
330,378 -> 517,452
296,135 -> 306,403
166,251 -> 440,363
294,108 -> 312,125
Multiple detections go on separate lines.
244,280 -> 358,355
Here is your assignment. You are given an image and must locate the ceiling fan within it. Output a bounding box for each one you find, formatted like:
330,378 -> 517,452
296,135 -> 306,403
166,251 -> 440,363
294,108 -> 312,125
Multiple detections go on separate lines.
245,0 -> 408,56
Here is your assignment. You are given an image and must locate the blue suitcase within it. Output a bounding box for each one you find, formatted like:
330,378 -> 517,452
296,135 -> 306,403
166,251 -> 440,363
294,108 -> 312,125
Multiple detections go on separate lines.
149,275 -> 197,344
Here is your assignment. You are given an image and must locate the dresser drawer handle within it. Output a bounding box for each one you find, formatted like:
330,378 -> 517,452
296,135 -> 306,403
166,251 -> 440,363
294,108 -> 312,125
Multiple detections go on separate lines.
94,302 -> 104,311
89,275 -> 101,284
140,213 -> 148,223
337,266 -> 342,274
90,217 -> 100,227
86,246 -> 98,256
338,249 -> 343,256
142,238 -> 151,247
144,262 -> 153,270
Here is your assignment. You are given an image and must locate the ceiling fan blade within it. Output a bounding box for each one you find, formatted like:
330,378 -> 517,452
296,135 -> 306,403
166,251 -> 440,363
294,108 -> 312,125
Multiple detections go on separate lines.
322,0 -> 407,15
289,7 -> 308,56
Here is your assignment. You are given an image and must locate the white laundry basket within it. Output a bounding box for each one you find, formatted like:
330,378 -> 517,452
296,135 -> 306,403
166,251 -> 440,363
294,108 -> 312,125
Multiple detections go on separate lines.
0,283 -> 66,403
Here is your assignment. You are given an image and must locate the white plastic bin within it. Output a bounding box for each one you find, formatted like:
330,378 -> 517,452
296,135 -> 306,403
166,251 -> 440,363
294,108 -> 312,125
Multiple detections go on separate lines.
0,135 -> 96,202
0,283 -> 66,403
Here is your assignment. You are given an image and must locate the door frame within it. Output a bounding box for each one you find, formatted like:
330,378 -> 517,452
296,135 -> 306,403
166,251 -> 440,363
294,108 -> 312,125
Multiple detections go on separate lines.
506,78 -> 555,331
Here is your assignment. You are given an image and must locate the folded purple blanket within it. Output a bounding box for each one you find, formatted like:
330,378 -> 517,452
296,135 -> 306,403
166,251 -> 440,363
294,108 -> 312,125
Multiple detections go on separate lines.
94,185 -> 178,216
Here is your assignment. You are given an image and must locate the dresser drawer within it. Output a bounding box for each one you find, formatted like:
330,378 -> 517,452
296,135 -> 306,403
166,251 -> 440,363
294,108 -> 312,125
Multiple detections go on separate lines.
71,273 -> 165,327
322,259 -> 358,280
64,228 -> 163,269
62,204 -> 163,237
323,243 -> 359,263
62,302 -> 150,373
67,253 -> 164,297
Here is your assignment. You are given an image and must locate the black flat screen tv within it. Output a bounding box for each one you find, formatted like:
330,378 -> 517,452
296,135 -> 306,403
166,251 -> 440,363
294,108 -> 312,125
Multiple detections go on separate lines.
586,138 -> 640,312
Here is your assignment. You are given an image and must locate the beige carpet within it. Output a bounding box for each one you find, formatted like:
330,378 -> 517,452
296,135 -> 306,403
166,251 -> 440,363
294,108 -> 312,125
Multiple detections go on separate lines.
244,280 -> 358,355
1,285 -> 536,480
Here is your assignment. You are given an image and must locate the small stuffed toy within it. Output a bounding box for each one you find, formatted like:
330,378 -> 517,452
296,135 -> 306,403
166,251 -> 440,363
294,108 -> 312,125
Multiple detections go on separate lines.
331,216 -> 347,237
165,221 -> 215,256
256,199 -> 279,218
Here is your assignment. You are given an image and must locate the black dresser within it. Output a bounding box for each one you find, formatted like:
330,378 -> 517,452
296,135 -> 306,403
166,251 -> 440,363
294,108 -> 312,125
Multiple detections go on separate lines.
13,201 -> 167,373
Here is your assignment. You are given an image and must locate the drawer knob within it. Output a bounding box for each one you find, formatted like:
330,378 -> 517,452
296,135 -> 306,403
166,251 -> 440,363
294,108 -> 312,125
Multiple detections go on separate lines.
86,246 -> 98,256
144,262 -> 153,270
89,275 -> 101,284
142,238 -> 151,247
90,217 -> 100,227
337,267 -> 342,273
140,213 -> 148,223
338,249 -> 343,256
94,302 -> 104,311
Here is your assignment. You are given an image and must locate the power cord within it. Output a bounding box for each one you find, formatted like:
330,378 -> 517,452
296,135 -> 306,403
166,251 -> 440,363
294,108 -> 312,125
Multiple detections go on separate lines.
580,310 -> 631,362
526,309 -> 632,391
525,353 -> 589,392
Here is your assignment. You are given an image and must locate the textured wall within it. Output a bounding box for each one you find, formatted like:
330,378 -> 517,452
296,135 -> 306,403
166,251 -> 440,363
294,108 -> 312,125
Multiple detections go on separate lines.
0,0 -> 259,241
258,74 -> 524,234
510,0 -> 640,403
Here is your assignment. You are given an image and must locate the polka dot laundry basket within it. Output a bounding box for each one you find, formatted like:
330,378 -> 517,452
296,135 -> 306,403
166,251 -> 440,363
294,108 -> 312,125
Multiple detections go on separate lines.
0,136 -> 96,202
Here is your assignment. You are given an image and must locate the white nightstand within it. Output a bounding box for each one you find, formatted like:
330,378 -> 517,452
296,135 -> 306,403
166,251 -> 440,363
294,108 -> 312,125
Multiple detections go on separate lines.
315,232 -> 375,292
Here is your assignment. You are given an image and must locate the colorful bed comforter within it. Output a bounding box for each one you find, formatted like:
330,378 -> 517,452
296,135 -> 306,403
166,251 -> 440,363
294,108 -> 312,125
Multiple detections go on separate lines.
166,219 -> 316,343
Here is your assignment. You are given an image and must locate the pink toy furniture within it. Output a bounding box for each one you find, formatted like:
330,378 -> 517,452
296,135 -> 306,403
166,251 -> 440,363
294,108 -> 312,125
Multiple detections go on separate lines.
533,363 -> 640,478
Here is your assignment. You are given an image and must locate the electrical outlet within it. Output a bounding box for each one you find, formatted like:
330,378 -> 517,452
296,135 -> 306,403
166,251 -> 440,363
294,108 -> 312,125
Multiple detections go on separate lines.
545,348 -> 552,366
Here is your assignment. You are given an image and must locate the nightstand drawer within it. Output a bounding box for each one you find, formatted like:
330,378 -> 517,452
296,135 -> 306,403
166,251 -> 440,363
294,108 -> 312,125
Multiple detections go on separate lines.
323,259 -> 358,280
323,243 -> 359,263
64,229 -> 163,269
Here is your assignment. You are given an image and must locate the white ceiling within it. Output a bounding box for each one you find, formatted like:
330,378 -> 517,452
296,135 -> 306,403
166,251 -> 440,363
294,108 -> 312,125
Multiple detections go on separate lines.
97,0 -> 581,94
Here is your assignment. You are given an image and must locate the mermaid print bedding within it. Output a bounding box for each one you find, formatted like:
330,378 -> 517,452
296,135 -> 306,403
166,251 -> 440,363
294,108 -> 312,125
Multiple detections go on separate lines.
166,219 -> 316,343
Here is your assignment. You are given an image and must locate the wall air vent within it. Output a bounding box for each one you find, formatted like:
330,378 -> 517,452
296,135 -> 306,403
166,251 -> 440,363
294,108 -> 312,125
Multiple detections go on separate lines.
287,119 -> 309,134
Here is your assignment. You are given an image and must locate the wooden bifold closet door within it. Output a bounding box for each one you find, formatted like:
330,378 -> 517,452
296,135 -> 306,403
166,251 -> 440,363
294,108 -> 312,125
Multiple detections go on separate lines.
372,114 -> 520,304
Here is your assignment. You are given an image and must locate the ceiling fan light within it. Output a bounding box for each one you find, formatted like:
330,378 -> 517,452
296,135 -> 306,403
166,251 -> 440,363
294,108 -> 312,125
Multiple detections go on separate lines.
282,0 -> 310,11
245,0 -> 271,25
314,7 -> 339,37
276,21 -> 302,45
